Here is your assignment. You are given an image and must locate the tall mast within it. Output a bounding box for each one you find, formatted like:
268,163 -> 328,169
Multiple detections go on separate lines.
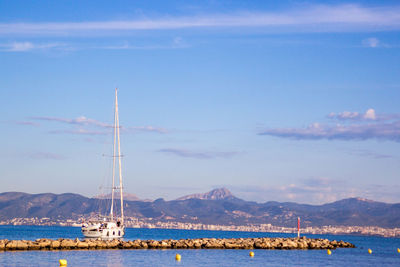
115,88 -> 124,225
110,88 -> 118,221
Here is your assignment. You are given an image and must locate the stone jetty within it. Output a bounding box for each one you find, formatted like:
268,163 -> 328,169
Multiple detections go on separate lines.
0,237 -> 354,251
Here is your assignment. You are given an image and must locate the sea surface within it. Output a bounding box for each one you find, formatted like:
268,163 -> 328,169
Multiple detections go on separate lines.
0,225 -> 399,266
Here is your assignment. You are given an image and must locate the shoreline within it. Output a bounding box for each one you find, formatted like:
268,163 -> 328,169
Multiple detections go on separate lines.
1,223 -> 399,238
0,237 -> 355,251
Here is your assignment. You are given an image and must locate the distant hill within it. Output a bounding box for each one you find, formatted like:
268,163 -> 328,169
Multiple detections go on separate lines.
0,192 -> 92,220
176,188 -> 237,201
0,190 -> 399,228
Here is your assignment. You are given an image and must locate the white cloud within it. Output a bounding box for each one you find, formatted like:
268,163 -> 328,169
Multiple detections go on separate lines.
364,108 -> 376,120
0,41 -> 64,52
328,108 -> 377,121
1,4 -> 400,36
259,109 -> 400,142
6,41 -> 34,51
342,111 -> 360,119
362,37 -> 380,47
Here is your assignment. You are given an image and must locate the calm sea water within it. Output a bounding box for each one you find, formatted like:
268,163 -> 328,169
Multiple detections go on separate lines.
0,225 -> 399,266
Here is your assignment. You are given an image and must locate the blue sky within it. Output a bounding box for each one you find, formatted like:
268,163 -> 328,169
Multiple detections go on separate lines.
1,0 -> 399,204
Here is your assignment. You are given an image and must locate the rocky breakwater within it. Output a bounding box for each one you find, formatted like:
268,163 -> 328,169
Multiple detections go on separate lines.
0,237 -> 355,251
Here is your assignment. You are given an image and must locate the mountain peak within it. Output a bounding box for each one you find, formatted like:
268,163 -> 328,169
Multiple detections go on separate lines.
177,188 -> 235,201
354,197 -> 375,203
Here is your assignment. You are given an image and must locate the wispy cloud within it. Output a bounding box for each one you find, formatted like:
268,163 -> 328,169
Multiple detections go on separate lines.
0,41 -> 65,51
229,177 -> 400,204
4,120 -> 40,126
346,148 -> 394,160
101,37 -> 188,50
362,37 -> 380,48
259,109 -> 400,142
31,116 -> 112,128
127,126 -> 167,134
29,115 -> 166,135
1,4 -> 400,36
0,38 -> 189,53
300,177 -> 335,187
158,148 -> 240,159
224,178 -> 347,204
48,129 -> 108,135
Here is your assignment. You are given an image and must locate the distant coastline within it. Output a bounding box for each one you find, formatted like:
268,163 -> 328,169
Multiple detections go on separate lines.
1,218 -> 399,238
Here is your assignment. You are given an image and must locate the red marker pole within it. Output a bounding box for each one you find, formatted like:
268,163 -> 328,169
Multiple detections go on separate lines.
297,217 -> 300,238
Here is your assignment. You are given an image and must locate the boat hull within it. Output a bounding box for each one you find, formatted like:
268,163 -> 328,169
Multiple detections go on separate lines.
82,222 -> 125,239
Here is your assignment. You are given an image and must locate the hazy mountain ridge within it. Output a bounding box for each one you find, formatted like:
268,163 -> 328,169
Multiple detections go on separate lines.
1,190 -> 399,228
176,188 -> 237,201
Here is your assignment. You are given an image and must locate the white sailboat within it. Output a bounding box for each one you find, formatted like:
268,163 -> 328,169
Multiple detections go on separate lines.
82,88 -> 125,239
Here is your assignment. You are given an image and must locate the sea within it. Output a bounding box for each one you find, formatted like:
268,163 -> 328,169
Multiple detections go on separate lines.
0,226 -> 399,266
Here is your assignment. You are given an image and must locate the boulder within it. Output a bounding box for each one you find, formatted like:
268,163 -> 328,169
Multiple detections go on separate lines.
175,240 -> 188,249
241,239 -> 254,249
60,239 -> 75,249
86,241 -> 97,249
96,240 -> 107,249
122,242 -> 132,249
51,240 -> 61,249
204,240 -> 224,249
15,240 -> 28,250
184,239 -> 194,248
5,240 -> 18,250
38,239 -> 51,249
77,241 -> 89,249
106,239 -> 120,249
27,241 -> 41,250
129,240 -> 142,249
140,241 -> 148,249
297,240 -> 308,249
6,240 -> 29,250
287,240 -> 298,249
224,242 -> 241,249
0,240 -> 6,250
148,240 -> 160,249
160,241 -> 170,249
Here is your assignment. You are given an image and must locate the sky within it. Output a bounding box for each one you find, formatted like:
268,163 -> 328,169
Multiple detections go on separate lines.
0,0 -> 399,204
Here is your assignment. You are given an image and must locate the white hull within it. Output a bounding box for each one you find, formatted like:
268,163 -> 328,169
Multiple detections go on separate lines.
82,221 -> 125,239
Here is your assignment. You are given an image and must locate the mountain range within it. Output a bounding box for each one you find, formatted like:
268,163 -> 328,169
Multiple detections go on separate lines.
1,188 -> 399,228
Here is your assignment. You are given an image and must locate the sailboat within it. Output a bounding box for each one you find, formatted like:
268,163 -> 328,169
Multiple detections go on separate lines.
82,88 -> 125,239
